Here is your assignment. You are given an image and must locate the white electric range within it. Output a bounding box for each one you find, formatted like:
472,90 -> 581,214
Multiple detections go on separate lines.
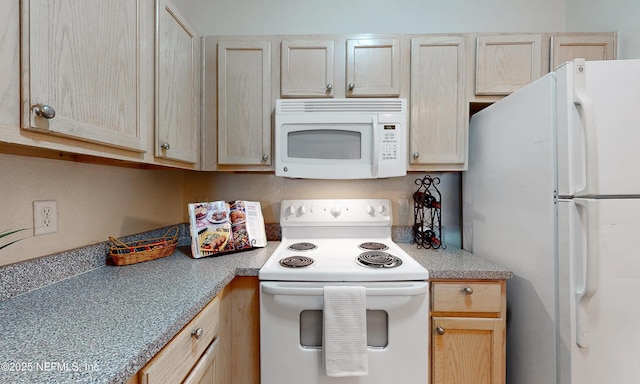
259,199 -> 430,384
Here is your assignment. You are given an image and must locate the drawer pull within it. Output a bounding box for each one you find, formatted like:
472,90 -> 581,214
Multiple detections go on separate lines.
462,286 -> 474,295
191,327 -> 204,340
436,326 -> 445,335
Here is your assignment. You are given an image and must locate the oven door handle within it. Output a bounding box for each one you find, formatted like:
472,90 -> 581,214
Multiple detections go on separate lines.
261,283 -> 428,297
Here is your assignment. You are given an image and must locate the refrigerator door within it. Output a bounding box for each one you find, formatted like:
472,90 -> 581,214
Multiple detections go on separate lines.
556,59 -> 640,198
463,73 -> 557,384
558,198 -> 640,384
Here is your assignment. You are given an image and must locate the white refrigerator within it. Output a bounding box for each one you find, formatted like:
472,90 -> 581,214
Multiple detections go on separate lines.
463,59 -> 640,384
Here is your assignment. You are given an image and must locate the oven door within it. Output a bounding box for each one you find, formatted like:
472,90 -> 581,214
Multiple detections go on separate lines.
260,281 -> 429,384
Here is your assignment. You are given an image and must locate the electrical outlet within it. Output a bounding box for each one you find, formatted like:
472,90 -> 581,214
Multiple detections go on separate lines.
398,198 -> 410,216
33,200 -> 58,235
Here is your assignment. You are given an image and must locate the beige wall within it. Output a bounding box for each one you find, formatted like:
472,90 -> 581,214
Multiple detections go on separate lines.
181,0 -> 566,35
566,0 -> 640,59
183,172 -> 462,246
0,153 -> 184,266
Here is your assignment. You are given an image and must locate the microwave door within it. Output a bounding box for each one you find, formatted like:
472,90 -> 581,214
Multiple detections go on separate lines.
277,115 -> 376,179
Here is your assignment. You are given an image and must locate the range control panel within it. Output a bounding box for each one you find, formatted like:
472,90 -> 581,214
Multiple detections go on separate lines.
280,199 -> 392,226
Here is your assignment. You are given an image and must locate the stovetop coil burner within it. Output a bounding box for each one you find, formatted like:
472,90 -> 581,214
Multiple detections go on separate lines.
280,256 -> 315,268
357,251 -> 403,268
358,242 -> 389,251
287,242 -> 317,251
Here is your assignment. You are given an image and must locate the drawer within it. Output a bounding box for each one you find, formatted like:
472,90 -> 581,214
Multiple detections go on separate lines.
139,295 -> 221,384
183,337 -> 219,384
431,282 -> 502,313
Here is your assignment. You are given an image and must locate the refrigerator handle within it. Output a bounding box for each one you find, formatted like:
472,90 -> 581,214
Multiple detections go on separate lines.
572,58 -> 599,197
574,198 -> 600,349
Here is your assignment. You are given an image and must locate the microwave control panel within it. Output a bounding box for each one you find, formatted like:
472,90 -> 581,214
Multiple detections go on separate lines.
381,125 -> 399,161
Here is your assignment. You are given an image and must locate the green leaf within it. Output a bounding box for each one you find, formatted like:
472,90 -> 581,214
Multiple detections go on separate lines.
0,228 -> 32,250
1,228 -> 30,239
0,237 -> 30,250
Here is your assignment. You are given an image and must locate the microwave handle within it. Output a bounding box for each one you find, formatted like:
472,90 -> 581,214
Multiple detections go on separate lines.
372,115 -> 379,178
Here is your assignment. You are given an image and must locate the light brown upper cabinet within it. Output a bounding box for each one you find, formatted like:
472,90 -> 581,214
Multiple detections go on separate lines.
346,38 -> 402,97
471,33 -> 616,103
155,0 -> 199,165
0,1 -> 20,131
409,35 -> 468,171
280,36 -> 403,98
550,32 -> 617,71
21,0 -> 150,153
281,39 -> 335,97
216,39 -> 272,168
474,34 -> 543,97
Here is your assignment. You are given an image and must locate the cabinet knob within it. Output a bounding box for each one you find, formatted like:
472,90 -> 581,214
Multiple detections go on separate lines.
436,326 -> 445,335
262,154 -> 269,161
326,84 -> 333,91
348,83 -> 355,91
160,142 -> 171,150
412,152 -> 420,159
191,327 -> 204,340
33,104 -> 56,119
462,286 -> 474,295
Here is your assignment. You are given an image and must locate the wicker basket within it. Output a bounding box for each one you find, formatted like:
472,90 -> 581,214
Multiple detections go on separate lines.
108,226 -> 179,266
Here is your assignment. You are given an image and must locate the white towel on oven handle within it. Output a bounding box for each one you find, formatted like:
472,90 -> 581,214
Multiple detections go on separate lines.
323,285 -> 369,377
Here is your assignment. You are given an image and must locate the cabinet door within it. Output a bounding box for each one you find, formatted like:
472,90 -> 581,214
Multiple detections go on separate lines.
155,0 -> 199,164
217,40 -> 271,166
475,34 -> 542,96
432,317 -> 505,384
21,0 -> 146,152
0,0 -> 20,130
410,36 -> 467,170
346,38 -> 401,97
281,39 -> 334,97
550,33 -> 616,70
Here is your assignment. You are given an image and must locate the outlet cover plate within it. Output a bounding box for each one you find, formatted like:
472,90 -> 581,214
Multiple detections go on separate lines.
398,198 -> 410,216
33,200 -> 57,235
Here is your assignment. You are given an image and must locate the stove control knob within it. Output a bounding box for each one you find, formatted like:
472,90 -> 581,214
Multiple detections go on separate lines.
366,205 -> 375,215
286,205 -> 297,216
330,206 -> 342,217
299,206 -> 308,215
377,205 -> 387,215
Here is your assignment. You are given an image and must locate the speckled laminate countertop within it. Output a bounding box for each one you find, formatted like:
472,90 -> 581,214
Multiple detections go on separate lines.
0,241 -> 511,384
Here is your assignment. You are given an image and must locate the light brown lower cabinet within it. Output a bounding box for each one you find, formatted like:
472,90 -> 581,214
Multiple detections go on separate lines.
126,276 -> 260,384
430,280 -> 506,384
134,291 -> 222,384
183,337 -> 219,384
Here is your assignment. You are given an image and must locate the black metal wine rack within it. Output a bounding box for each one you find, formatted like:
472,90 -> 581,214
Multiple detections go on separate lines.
413,175 -> 445,249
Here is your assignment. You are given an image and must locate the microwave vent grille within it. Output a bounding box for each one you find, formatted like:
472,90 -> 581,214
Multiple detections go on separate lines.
277,98 -> 405,114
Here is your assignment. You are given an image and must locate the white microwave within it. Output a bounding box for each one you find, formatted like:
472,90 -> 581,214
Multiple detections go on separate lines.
274,98 -> 407,179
